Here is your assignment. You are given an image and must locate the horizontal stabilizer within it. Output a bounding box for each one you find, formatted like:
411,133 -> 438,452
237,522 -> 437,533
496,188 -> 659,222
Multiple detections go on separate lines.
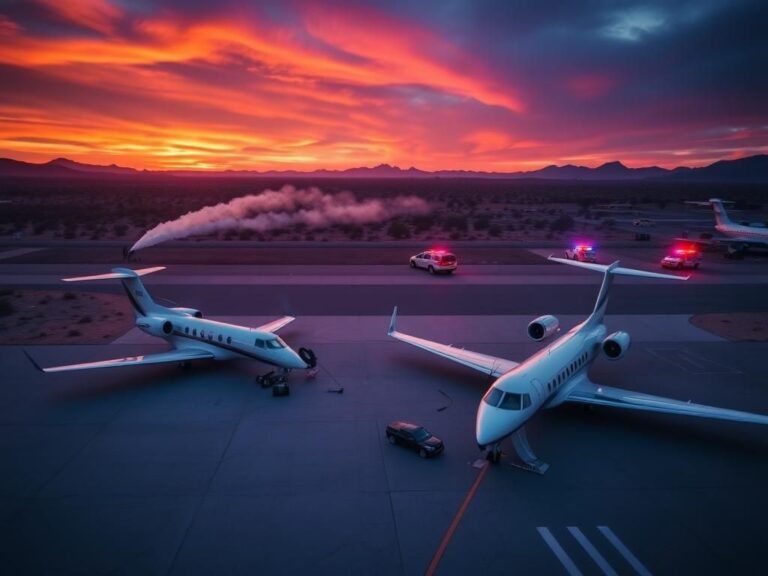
547,256 -> 689,281
63,266 -> 166,282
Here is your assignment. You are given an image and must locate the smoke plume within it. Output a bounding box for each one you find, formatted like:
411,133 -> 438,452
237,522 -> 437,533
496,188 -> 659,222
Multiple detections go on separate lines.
130,185 -> 431,251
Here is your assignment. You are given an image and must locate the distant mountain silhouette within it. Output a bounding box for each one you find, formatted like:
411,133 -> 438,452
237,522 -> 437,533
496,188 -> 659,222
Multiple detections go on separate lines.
47,157 -> 138,175
1,154 -> 766,182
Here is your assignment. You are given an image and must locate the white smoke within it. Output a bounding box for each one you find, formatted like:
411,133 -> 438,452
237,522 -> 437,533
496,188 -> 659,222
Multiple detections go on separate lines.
130,185 -> 431,251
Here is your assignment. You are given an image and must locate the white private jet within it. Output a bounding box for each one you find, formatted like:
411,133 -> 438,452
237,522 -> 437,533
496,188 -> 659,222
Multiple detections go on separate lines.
685,198 -> 768,256
27,267 -> 315,374
388,257 -> 768,474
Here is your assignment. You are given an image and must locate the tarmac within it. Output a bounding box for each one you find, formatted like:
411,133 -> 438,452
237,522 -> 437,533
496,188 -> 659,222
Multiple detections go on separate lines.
1,243 -> 767,575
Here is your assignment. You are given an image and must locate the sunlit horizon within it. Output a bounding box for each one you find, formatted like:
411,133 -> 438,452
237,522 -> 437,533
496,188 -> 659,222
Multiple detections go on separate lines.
1,1 -> 766,172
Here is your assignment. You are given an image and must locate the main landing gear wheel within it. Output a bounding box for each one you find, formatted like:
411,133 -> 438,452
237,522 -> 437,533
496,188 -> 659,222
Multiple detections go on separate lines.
299,347 -> 317,368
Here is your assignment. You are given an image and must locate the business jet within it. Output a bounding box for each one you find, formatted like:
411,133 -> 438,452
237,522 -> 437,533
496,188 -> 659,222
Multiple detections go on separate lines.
27,267 -> 316,375
388,257 -> 768,474
686,198 -> 768,256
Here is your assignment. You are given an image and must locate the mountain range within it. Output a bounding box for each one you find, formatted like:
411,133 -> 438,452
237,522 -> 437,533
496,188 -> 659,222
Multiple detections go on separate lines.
1,155 -> 767,182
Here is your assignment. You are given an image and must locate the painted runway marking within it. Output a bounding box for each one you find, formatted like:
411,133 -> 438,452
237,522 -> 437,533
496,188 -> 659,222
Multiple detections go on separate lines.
537,527 -> 583,576
538,526 -> 652,575
598,525 -> 653,576
568,526 -> 617,576
425,460 -> 489,576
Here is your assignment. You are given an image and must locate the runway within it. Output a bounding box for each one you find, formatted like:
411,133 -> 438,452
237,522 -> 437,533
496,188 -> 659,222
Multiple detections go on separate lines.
1,249 -> 767,575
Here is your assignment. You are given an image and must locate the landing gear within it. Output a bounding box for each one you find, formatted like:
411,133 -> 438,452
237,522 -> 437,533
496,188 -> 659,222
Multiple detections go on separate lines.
485,444 -> 502,464
256,370 -> 288,388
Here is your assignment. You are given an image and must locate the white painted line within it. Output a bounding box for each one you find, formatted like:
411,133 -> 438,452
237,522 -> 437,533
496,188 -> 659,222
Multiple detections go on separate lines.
567,526 -> 617,576
598,525 -> 653,576
537,527 -> 583,576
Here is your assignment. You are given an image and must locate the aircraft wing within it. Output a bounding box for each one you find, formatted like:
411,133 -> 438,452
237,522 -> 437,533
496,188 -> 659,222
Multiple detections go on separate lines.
26,348 -> 215,373
565,380 -> 768,425
254,315 -> 296,333
387,307 -> 518,378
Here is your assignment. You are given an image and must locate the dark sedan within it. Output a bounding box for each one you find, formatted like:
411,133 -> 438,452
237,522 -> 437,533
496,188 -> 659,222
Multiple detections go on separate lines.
385,421 -> 444,458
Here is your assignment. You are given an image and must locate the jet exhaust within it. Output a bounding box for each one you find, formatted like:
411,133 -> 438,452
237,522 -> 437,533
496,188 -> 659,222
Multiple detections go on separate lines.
130,185 -> 431,251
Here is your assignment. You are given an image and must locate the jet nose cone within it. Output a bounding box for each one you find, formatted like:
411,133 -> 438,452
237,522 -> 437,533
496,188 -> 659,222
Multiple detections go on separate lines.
476,403 -> 506,447
285,349 -> 309,370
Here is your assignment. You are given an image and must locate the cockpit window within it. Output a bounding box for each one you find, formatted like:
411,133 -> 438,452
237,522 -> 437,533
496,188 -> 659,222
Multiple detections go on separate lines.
499,392 -> 522,410
482,388 -> 503,407
265,338 -> 286,349
255,339 -> 265,348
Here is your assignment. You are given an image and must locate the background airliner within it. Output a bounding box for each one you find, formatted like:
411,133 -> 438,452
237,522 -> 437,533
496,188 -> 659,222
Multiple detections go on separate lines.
389,257 -> 768,473
27,267 -> 315,374
686,198 -> 768,256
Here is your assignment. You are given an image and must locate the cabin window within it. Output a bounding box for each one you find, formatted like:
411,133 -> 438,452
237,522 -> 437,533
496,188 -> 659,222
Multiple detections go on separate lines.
482,388 -> 503,407
185,327 -> 189,334
218,334 -> 222,342
226,336 -> 232,345
193,329 -> 197,336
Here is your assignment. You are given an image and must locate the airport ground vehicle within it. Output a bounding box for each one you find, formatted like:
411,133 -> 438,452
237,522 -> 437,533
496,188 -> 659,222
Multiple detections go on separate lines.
661,248 -> 701,270
385,421 -> 444,458
564,245 -> 597,262
409,250 -> 457,274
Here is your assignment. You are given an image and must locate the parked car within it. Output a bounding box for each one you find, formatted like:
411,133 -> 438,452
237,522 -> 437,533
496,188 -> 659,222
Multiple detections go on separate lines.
564,245 -> 597,262
409,249 -> 457,274
661,248 -> 701,270
385,421 -> 444,458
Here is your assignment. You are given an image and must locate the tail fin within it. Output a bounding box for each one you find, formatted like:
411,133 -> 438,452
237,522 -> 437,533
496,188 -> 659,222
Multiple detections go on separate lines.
708,198 -> 735,227
548,257 -> 687,323
63,266 -> 166,317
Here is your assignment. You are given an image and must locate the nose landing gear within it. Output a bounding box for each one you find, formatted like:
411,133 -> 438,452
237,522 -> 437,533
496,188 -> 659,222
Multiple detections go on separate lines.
485,444 -> 503,464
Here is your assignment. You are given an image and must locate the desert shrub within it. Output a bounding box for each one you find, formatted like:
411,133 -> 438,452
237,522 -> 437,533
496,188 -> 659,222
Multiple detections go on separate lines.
0,299 -> 15,316
67,329 -> 82,337
474,215 -> 491,230
549,215 -> 575,232
387,221 -> 411,239
77,315 -> 92,324
62,292 -> 77,301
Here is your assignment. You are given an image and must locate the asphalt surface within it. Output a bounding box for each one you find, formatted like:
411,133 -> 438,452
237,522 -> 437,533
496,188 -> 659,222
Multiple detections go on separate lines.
1,242 -> 767,575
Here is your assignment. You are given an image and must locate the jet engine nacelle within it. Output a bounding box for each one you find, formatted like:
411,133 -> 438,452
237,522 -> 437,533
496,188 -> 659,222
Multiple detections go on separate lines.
136,316 -> 174,337
602,331 -> 630,360
527,315 -> 560,341
170,307 -> 203,318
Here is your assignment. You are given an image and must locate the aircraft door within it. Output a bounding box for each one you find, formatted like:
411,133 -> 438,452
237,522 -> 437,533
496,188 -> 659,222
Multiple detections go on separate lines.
529,378 -> 545,403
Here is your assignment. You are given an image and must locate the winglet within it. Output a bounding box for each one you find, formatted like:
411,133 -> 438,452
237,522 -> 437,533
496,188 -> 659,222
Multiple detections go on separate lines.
23,350 -> 45,372
388,306 -> 398,335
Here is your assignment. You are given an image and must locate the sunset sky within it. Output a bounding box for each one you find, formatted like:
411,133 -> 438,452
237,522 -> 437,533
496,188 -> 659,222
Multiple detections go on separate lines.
0,0 -> 766,172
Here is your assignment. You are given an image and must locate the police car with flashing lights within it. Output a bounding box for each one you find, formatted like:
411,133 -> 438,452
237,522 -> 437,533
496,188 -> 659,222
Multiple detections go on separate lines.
410,249 -> 457,274
564,245 -> 597,262
661,248 -> 701,270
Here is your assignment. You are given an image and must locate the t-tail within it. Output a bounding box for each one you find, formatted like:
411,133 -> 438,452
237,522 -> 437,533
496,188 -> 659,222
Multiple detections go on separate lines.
547,257 -> 688,324
708,198 -> 735,228
63,266 -> 166,317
